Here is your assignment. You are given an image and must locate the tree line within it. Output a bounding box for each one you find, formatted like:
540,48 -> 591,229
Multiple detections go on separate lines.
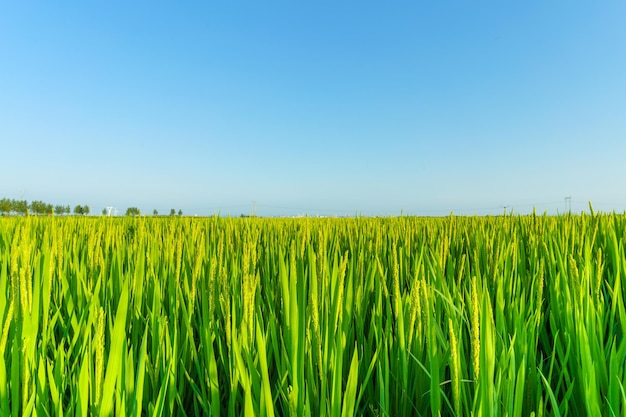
124,208 -> 183,216
0,198 -> 90,216
0,198 -> 186,217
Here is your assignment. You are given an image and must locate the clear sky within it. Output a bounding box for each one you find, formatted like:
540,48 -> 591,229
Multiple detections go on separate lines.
1,1 -> 625,216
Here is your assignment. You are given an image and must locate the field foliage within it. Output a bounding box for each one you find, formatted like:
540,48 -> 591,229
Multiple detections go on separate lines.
1,213 -> 625,416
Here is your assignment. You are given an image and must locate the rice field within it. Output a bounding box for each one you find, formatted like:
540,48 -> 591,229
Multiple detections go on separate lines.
1,212 -> 625,416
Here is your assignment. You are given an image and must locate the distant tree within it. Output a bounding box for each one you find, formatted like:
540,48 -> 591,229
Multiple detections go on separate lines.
170,209 -> 176,216
55,205 -> 67,215
31,200 -> 52,215
74,205 -> 83,215
178,209 -> 183,216
30,200 -> 41,214
12,200 -> 28,215
126,207 -> 140,216
153,209 -> 158,216
84,205 -> 90,216
0,198 -> 11,214
102,208 -> 107,216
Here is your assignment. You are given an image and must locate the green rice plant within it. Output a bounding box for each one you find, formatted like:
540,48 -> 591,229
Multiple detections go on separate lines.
0,212 -> 625,415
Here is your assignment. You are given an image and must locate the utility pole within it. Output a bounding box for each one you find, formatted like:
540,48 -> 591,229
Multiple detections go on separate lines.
565,196 -> 571,214
251,200 -> 257,217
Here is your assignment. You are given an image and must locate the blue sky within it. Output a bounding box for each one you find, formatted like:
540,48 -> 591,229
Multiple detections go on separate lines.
1,1 -> 625,216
